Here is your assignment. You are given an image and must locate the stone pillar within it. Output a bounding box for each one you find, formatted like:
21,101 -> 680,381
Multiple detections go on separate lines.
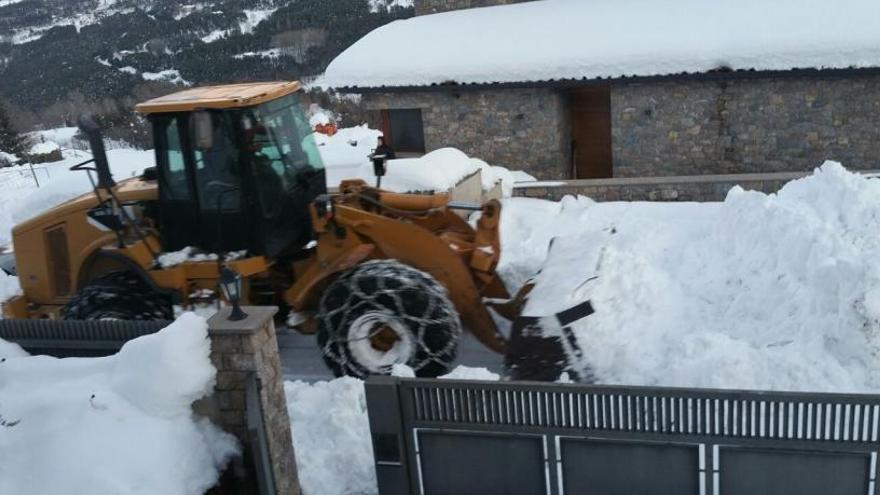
195,307 -> 300,495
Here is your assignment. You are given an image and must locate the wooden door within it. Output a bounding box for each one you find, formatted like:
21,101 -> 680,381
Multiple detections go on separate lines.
570,86 -> 613,179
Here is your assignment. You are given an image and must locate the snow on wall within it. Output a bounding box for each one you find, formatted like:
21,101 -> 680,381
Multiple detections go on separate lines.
324,0 -> 880,88
506,162 -> 880,393
0,314 -> 239,494
316,127 -> 530,194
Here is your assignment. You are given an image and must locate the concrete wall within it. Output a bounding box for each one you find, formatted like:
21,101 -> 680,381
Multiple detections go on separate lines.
364,88 -> 570,179
414,0 -> 531,15
612,74 -> 880,177
514,170 -> 880,202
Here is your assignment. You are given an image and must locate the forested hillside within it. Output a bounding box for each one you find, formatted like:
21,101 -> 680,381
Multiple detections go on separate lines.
0,0 -> 412,144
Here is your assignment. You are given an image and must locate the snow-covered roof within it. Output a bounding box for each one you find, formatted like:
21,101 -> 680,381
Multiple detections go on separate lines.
323,0 -> 880,89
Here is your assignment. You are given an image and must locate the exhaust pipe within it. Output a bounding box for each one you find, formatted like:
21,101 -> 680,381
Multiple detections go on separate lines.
77,115 -> 115,190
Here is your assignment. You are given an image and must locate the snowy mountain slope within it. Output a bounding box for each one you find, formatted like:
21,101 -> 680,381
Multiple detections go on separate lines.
0,0 -> 413,113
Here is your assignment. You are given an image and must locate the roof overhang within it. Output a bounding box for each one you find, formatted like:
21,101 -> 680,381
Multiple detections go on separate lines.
335,67 -> 880,94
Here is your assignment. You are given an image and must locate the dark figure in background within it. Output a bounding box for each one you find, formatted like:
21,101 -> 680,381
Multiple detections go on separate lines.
371,136 -> 395,188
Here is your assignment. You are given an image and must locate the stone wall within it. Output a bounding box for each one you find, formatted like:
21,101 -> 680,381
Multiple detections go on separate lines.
612,74 -> 880,177
364,87 -> 570,179
514,170 -> 880,202
414,0 -> 531,15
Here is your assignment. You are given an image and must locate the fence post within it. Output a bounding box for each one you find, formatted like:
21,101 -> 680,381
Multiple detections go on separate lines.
194,306 -> 301,495
27,162 -> 39,188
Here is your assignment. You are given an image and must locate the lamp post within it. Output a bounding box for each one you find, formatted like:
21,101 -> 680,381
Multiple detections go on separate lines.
219,266 -> 248,321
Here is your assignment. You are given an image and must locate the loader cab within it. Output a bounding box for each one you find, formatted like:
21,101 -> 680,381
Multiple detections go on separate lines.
137,82 -> 326,258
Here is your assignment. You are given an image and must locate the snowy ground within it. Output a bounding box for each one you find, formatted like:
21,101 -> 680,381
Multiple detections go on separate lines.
0,149 -> 152,248
0,314 -> 239,494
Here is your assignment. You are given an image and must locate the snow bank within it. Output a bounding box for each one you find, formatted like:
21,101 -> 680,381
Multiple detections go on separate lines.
29,141 -> 60,155
0,270 -> 20,304
0,148 -> 154,247
379,148 -> 480,192
0,314 -> 239,494
28,127 -> 79,149
325,0 -> 880,88
284,366 -> 499,495
506,162 -> 880,393
317,127 -> 529,195
0,151 -> 18,165
285,378 -> 376,495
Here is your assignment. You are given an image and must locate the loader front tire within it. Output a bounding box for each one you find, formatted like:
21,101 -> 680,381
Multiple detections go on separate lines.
317,260 -> 461,379
63,272 -> 173,321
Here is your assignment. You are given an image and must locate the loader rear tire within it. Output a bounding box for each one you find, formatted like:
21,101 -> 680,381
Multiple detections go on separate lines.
317,260 -> 461,379
63,272 -> 173,321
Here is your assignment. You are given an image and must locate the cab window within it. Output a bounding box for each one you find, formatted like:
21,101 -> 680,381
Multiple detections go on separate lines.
158,116 -> 191,201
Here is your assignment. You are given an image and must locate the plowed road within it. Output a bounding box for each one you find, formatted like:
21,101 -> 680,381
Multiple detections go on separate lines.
277,329 -> 504,381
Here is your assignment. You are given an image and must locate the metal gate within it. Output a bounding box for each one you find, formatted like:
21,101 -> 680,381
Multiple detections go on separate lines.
365,376 -> 880,495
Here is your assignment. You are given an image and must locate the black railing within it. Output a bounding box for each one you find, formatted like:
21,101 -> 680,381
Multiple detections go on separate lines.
366,376 -> 880,495
0,318 -> 172,357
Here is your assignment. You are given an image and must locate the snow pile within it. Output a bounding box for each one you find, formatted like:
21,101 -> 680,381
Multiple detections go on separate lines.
0,151 -> 17,166
324,0 -> 880,88
379,148 -> 481,192
320,139 -> 530,195
505,162 -> 880,393
28,127 -> 79,149
0,314 -> 239,494
308,112 -> 332,128
285,365 -> 499,495
0,270 -> 20,304
285,378 -> 375,495
29,141 -> 60,155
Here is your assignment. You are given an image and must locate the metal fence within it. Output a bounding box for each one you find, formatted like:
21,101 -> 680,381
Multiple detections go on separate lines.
366,376 -> 880,495
0,163 -> 51,190
0,318 -> 172,357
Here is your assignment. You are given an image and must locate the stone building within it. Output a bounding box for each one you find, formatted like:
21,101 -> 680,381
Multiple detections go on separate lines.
324,0 -> 880,180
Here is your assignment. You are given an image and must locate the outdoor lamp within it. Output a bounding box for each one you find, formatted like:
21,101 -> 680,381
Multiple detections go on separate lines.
219,266 -> 248,321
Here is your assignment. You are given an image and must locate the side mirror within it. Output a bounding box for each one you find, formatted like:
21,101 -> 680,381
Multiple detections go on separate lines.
192,110 -> 213,151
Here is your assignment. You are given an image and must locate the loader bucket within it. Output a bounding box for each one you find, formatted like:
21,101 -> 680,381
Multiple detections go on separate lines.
504,300 -> 594,382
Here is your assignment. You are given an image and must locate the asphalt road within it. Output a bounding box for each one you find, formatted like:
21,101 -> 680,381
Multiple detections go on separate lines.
277,328 -> 505,382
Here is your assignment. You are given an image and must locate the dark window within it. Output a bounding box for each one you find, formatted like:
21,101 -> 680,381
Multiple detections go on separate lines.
387,109 -> 425,153
159,117 -> 191,200
193,113 -> 241,211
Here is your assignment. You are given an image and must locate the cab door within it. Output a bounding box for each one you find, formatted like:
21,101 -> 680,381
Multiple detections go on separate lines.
154,114 -> 200,252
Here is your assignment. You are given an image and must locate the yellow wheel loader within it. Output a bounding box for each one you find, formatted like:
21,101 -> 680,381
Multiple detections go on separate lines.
0,82 -> 591,379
